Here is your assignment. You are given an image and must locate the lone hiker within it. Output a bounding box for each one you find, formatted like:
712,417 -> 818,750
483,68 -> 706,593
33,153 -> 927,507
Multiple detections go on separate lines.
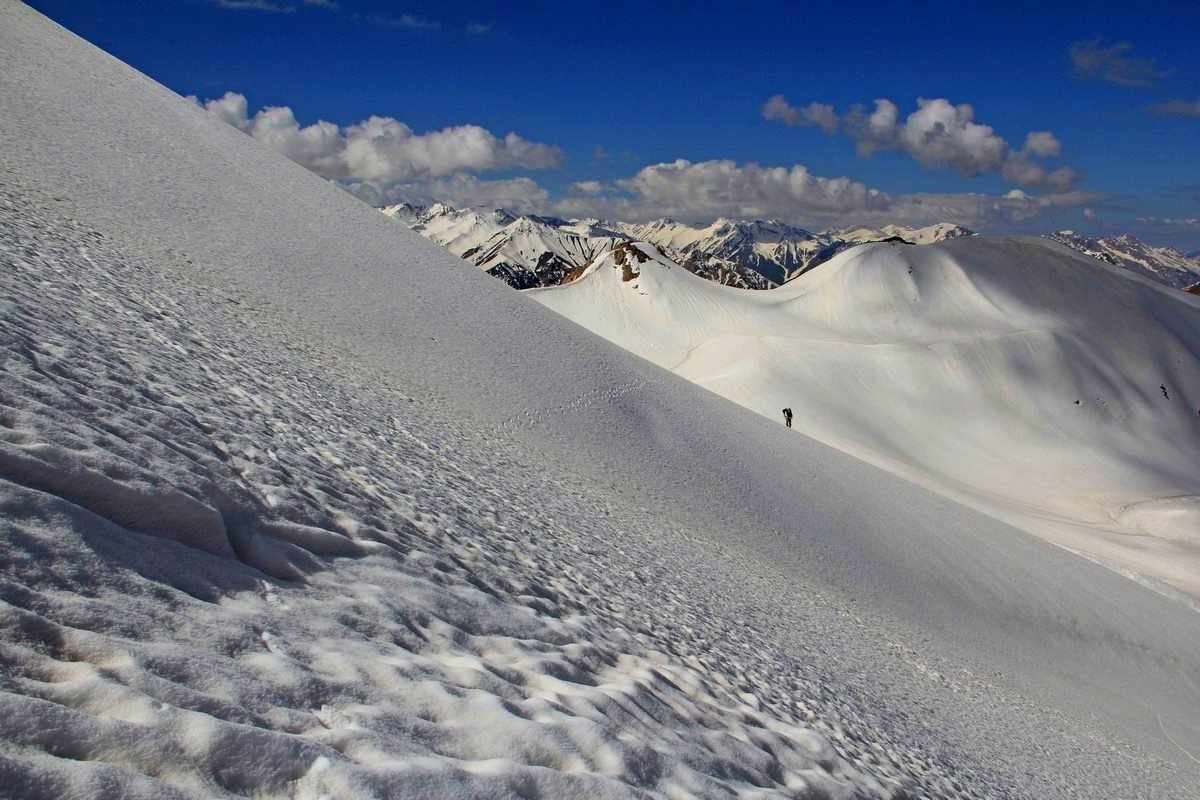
782,407 -> 793,428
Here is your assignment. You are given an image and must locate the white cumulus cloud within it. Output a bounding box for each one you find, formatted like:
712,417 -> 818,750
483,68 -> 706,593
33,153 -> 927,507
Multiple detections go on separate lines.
192,91 -> 563,195
766,95 -> 1080,190
619,159 -> 889,218
553,158 -> 890,222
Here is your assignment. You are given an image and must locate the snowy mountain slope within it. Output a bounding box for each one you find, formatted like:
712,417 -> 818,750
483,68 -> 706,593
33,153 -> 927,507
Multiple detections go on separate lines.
1047,230 -> 1200,290
5,3 -> 1200,798
532,236 -> 1200,598
2,185 -> 905,800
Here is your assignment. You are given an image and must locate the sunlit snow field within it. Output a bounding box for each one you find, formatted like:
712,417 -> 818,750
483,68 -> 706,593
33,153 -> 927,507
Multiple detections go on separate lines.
3,2 -> 1200,798
532,239 -> 1200,599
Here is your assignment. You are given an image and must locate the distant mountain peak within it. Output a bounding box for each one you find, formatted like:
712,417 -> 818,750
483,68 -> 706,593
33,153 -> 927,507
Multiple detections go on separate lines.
1045,230 -> 1200,290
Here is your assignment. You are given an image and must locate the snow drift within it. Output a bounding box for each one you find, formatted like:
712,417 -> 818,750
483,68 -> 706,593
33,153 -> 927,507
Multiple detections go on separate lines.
3,2 -> 1200,798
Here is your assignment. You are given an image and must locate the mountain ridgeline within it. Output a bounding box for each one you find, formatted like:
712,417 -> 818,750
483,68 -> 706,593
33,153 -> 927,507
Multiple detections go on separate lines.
381,202 -> 1200,293
380,202 -> 979,290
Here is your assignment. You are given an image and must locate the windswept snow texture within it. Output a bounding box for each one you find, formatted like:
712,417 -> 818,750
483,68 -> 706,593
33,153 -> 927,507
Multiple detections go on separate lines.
4,3 -> 1200,798
532,238 -> 1200,598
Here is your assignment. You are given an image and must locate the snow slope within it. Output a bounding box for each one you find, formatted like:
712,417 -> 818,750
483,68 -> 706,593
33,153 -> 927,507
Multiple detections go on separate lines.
4,3 -> 1200,797
532,238 -> 1200,598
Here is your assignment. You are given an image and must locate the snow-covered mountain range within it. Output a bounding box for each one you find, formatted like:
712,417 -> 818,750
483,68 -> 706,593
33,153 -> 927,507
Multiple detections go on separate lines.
5,4 -> 1200,798
382,202 -> 978,290
383,202 -> 1200,294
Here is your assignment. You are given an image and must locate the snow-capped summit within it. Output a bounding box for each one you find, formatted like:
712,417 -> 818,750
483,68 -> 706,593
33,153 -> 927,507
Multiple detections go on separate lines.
612,217 -> 842,286
557,217 -> 625,239
417,201 -> 459,220
833,222 -> 976,245
392,204 -> 622,288
464,214 -> 623,289
379,201 -> 425,225
1046,230 -> 1200,290
410,204 -> 515,257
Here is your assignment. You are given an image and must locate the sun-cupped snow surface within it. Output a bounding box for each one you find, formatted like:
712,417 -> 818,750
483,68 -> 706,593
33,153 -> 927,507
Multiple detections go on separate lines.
531,237 -> 1200,598
6,2 -> 1200,797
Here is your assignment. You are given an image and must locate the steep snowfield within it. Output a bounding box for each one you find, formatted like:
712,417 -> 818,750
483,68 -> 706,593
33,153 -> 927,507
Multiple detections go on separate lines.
532,238 -> 1200,598
4,3 -> 1200,798
1,188 -> 893,799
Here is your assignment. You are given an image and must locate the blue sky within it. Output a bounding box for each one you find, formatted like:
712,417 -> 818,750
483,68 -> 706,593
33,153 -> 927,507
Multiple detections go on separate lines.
27,0 -> 1200,247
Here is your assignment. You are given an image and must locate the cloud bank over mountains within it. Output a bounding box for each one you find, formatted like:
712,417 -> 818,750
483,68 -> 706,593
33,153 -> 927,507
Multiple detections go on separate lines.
193,91 -> 1107,230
